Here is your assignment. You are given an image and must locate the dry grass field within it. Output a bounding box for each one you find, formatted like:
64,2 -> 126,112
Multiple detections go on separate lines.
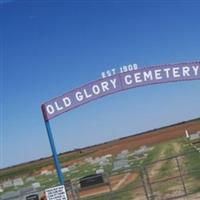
1,118 -> 200,179
1,118 -> 200,200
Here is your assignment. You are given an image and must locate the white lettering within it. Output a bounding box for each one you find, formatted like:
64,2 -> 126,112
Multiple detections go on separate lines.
92,85 -> 101,95
154,69 -> 162,80
76,91 -> 84,101
111,68 -> 116,75
182,66 -> 190,76
63,97 -> 71,107
192,65 -> 199,76
106,70 -> 112,77
134,72 -> 142,83
110,78 -> 117,88
163,68 -> 171,78
128,64 -> 133,71
124,75 -> 132,85
101,81 -> 109,92
101,72 -> 106,79
173,67 -> 180,78
83,89 -> 92,98
54,102 -> 63,111
143,71 -> 153,81
46,105 -> 55,115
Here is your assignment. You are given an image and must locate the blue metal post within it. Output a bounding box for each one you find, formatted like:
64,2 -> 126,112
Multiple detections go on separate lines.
44,120 -> 65,185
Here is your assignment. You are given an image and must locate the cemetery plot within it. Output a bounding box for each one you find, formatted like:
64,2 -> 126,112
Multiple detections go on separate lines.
1,120 -> 200,200
75,137 -> 200,200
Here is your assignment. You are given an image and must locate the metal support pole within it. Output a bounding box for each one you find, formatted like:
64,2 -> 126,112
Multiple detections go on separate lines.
44,120 -> 65,185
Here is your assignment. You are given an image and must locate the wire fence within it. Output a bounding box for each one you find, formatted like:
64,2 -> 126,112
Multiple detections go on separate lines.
1,150 -> 200,200
65,151 -> 200,200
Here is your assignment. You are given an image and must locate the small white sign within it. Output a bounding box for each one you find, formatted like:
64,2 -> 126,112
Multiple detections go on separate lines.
45,185 -> 68,200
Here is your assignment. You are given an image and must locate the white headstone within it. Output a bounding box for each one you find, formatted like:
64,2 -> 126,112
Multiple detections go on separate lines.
13,178 -> 24,187
96,169 -> 104,174
61,167 -> 70,173
26,176 -> 35,183
0,186 -> 4,193
3,180 -> 13,188
32,182 -> 40,189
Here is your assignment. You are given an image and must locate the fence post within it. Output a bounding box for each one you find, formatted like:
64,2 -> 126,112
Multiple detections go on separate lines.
140,167 -> 150,200
143,166 -> 154,200
104,173 -> 112,200
175,157 -> 187,196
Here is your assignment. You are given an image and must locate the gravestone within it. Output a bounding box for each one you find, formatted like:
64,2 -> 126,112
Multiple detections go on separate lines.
26,194 -> 39,200
80,174 -> 104,188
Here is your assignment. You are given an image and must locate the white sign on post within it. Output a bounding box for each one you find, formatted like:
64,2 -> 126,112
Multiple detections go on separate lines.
45,185 -> 68,200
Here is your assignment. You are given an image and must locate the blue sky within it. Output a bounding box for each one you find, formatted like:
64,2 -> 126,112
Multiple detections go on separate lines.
1,0 -> 200,168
